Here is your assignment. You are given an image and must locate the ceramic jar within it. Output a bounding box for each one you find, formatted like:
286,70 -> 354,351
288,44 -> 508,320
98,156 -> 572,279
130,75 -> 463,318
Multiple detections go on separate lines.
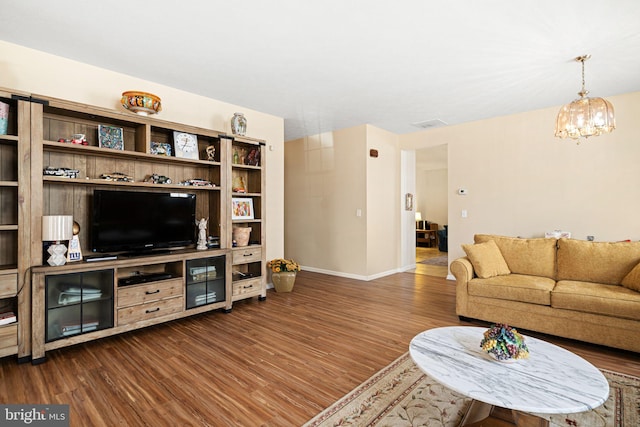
272,271 -> 297,292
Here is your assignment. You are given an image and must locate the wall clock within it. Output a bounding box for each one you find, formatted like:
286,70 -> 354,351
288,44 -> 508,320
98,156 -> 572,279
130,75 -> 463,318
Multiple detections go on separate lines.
173,131 -> 199,159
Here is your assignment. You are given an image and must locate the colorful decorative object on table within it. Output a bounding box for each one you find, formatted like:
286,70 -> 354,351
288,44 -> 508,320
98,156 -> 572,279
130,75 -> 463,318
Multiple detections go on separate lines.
121,91 -> 162,116
480,323 -> 529,362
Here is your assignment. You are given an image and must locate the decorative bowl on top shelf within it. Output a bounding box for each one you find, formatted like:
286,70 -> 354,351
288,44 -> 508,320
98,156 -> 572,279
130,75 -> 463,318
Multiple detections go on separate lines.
121,91 -> 162,116
480,323 -> 529,362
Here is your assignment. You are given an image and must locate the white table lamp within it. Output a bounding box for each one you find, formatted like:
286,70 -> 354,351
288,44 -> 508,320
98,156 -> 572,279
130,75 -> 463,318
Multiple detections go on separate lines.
42,215 -> 74,266
415,212 -> 423,229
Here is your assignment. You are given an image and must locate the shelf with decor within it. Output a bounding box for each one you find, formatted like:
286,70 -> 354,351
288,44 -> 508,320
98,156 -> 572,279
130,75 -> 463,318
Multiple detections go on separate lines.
228,137 -> 266,303
0,88 -> 31,360
32,96 -> 227,269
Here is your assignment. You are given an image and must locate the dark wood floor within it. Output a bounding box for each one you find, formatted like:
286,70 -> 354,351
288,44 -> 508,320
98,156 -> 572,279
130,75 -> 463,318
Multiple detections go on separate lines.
1,271 -> 638,426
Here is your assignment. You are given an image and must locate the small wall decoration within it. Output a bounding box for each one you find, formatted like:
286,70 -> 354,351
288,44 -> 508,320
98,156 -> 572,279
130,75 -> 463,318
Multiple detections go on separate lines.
98,125 -> 124,150
405,193 -> 414,211
232,197 -> 254,220
173,131 -> 199,160
151,141 -> 172,156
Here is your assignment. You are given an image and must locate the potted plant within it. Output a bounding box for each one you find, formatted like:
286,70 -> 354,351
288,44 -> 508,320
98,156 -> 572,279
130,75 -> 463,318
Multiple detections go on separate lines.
267,258 -> 300,292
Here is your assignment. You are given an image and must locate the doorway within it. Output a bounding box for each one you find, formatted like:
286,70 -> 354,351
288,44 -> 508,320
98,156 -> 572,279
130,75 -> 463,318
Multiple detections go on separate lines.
412,144 -> 448,278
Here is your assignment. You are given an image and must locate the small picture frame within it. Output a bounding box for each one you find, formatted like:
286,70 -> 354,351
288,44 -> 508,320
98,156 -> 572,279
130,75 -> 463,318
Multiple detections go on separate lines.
232,197 -> 254,220
98,125 -> 124,150
151,141 -> 172,156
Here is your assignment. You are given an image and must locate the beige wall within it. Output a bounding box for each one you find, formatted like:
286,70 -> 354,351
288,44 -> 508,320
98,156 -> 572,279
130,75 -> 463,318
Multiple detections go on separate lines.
402,91 -> 640,270
366,126 -> 400,276
0,40 -> 285,262
285,125 -> 400,279
416,169 -> 448,229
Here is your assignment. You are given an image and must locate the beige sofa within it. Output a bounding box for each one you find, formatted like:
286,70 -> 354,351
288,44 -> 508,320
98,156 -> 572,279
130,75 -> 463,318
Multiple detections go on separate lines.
450,234 -> 640,353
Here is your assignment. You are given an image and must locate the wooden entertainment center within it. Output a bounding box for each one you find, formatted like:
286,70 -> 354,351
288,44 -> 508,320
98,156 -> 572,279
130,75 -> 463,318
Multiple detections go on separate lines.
0,87 -> 267,363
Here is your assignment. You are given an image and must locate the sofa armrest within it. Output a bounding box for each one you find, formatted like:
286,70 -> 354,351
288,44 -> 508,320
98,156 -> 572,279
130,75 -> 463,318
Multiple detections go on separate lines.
450,257 -> 474,316
450,257 -> 474,283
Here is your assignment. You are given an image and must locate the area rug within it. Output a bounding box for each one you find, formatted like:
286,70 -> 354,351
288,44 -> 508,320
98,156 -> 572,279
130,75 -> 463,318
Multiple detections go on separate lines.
303,352 -> 640,427
419,256 -> 448,266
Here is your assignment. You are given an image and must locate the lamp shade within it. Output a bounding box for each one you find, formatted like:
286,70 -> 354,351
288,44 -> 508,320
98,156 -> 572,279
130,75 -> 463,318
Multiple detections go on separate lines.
555,96 -> 615,139
42,215 -> 74,241
415,212 -> 423,222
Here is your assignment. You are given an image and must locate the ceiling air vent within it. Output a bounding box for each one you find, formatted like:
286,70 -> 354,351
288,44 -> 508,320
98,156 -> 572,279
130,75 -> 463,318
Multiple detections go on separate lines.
411,119 -> 448,129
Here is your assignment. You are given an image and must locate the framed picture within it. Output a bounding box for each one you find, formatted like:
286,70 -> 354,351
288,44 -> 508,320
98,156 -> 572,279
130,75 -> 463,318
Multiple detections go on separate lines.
232,197 -> 254,220
151,141 -> 172,156
98,125 -> 124,150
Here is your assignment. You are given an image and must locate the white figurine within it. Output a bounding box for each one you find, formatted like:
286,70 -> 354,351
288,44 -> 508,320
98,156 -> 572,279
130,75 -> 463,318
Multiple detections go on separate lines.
196,218 -> 208,250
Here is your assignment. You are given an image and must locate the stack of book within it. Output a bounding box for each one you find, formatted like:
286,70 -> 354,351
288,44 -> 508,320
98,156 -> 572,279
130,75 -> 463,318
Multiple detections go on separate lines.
59,319 -> 99,336
194,292 -> 217,306
58,287 -> 102,305
0,311 -> 16,326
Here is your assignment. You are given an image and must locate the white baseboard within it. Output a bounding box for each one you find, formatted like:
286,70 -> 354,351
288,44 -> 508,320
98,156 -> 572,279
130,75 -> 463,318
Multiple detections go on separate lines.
300,266 -> 400,282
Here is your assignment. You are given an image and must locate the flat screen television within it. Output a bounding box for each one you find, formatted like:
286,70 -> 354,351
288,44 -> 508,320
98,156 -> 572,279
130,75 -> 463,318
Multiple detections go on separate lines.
91,190 -> 196,254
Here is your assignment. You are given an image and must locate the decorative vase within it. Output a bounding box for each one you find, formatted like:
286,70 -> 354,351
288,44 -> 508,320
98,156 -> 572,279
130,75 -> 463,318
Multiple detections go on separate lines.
232,226 -> 251,247
272,271 -> 296,292
231,112 -> 247,136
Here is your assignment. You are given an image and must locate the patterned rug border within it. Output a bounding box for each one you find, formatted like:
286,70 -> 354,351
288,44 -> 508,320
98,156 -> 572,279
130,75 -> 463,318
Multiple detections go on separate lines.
304,352 -> 640,427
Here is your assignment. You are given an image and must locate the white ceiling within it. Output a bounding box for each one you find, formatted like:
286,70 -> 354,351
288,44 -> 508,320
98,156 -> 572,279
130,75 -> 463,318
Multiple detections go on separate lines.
1,1 -> 639,142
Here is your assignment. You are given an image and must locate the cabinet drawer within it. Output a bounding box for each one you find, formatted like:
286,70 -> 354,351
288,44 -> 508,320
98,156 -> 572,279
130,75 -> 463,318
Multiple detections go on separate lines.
0,323 -> 18,350
117,279 -> 183,308
0,274 -> 17,298
117,296 -> 184,325
233,247 -> 262,264
233,278 -> 262,296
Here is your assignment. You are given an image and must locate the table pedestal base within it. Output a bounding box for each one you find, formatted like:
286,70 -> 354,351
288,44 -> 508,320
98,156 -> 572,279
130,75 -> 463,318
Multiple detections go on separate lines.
460,400 -> 549,427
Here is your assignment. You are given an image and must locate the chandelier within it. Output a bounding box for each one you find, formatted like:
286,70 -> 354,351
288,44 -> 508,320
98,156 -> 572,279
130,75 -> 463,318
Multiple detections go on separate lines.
554,55 -> 615,141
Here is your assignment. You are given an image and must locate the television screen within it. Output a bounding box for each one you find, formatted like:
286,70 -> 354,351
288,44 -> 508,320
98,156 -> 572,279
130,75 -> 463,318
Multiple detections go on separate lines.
91,190 -> 196,254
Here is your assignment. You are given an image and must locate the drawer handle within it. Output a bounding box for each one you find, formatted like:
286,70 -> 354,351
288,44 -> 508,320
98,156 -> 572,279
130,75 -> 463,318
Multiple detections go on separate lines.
243,285 -> 254,289
146,307 -> 160,314
243,253 -> 254,257
145,290 -> 160,295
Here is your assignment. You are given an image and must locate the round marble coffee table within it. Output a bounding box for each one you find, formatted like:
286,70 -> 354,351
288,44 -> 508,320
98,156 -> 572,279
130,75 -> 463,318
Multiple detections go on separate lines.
409,326 -> 609,426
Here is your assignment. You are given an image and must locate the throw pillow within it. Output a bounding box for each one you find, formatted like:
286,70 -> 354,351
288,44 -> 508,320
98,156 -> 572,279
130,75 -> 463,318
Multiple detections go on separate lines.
462,240 -> 511,279
621,262 -> 640,292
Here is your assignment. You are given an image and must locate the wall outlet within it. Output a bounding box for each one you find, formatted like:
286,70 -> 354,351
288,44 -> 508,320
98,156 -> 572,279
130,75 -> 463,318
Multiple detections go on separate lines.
587,235 -> 595,241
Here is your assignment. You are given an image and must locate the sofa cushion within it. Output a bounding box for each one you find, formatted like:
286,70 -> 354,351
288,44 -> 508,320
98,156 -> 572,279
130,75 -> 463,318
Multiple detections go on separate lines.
552,280 -> 640,321
468,274 -> 556,305
474,234 -> 557,279
557,239 -> 640,285
462,240 -> 510,279
621,262 -> 640,292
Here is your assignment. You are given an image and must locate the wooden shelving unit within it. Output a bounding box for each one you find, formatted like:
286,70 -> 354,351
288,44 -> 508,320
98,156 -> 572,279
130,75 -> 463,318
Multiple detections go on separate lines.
0,87 -> 268,362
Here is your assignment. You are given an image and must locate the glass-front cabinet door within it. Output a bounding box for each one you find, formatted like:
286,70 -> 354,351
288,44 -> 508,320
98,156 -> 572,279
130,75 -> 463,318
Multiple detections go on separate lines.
45,269 -> 114,342
186,256 -> 226,309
